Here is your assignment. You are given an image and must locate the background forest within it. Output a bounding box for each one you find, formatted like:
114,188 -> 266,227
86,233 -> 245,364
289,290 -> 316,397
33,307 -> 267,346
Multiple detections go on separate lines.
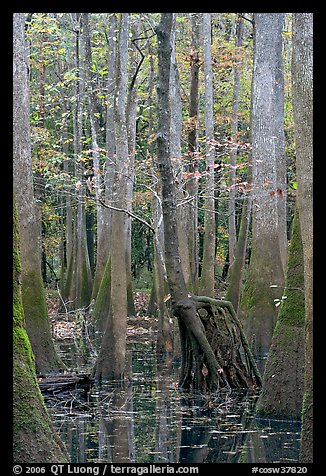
13,12 -> 313,466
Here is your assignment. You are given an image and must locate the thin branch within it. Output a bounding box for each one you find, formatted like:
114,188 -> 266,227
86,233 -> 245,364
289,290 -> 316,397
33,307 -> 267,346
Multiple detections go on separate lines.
98,198 -> 155,233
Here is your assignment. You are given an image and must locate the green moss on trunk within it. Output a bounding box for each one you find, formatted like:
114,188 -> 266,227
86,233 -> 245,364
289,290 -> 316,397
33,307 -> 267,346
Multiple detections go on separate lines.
13,202 -> 69,463
93,254 -> 111,332
257,210 -> 305,419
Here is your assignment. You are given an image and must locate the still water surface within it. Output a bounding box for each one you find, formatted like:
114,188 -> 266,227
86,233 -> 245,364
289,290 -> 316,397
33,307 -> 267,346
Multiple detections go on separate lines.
50,338 -> 301,464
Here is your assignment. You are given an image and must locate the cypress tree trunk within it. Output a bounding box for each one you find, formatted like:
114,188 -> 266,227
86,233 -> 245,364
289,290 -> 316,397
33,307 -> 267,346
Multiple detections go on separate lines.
13,12 -> 64,374
292,12 -> 313,464
240,13 -> 285,357
13,201 -> 69,463
65,13 -> 93,309
257,209 -> 305,419
92,13 -> 117,300
93,13 -> 130,382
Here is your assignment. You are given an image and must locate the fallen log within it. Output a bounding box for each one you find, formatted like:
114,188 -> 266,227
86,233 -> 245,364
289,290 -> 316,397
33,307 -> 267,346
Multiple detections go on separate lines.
38,373 -> 94,397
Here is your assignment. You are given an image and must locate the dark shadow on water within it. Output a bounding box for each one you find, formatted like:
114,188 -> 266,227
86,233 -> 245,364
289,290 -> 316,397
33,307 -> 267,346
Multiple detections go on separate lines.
50,339 -> 301,463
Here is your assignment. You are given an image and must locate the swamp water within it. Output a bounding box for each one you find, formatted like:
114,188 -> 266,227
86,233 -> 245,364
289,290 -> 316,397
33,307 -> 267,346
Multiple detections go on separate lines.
48,322 -> 301,464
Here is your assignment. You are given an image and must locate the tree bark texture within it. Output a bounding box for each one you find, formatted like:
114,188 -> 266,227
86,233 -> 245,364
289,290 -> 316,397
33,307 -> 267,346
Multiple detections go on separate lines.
94,13 -> 130,382
13,12 -> 65,374
292,12 -> 313,464
257,209 -> 305,419
13,201 -> 69,463
240,13 -> 285,357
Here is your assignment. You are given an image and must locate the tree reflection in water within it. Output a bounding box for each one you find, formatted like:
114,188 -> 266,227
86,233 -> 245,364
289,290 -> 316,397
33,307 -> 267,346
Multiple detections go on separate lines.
51,342 -> 301,463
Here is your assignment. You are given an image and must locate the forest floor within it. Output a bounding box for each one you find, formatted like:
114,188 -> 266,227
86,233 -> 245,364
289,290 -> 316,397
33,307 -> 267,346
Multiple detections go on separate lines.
46,289 -> 156,343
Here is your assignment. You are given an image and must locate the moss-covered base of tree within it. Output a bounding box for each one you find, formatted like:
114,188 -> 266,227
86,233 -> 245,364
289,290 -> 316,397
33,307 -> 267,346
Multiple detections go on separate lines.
92,255 -> 111,333
13,328 -> 69,463
257,209 -> 305,420
22,270 -> 65,374
240,240 -> 284,357
256,324 -> 304,420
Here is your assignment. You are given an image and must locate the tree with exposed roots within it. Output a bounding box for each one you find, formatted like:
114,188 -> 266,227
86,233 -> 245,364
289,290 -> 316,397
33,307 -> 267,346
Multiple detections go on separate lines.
156,13 -> 261,393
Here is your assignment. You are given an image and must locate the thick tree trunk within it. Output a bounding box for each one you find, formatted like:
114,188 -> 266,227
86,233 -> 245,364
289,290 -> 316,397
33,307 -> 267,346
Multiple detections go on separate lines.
292,12 -> 313,464
257,209 -> 305,419
13,201 -> 69,463
13,12 -> 64,374
240,13 -> 285,357
93,13 -> 130,382
200,13 -> 216,298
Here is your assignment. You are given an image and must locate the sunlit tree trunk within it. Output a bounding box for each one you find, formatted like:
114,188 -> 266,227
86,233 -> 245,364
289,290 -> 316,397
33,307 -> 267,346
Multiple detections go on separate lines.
13,12 -> 64,374
240,13 -> 285,357
292,12 -> 313,464
200,13 -> 216,298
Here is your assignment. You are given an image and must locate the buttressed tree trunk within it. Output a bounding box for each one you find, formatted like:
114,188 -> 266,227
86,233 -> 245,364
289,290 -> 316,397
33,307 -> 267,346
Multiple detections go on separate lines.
13,202 -> 69,463
156,13 -> 261,393
13,12 -> 64,374
65,13 -> 93,309
240,13 -> 285,357
93,13 -> 130,382
292,12 -> 313,464
257,209 -> 305,419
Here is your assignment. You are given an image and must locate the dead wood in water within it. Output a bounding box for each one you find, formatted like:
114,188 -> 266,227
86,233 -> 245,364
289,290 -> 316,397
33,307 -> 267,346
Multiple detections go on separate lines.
38,373 -> 94,396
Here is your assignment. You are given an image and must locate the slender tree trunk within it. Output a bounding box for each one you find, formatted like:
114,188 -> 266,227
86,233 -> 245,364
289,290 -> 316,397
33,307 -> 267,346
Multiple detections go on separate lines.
125,15 -> 141,317
94,13 -> 130,382
292,12 -> 313,464
228,15 -> 244,271
83,12 -> 103,275
13,12 -> 64,374
74,15 -> 93,308
186,12 -> 201,292
226,190 -> 252,313
240,13 -> 285,357
200,13 -> 216,298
